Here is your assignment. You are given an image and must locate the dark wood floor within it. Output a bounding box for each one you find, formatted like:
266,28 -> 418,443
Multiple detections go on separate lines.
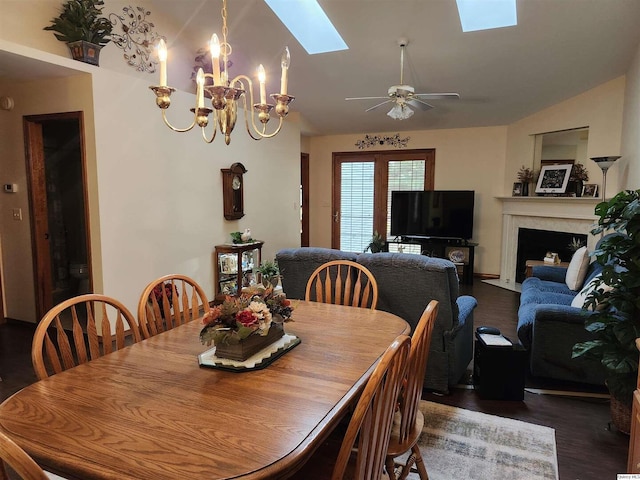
0,281 -> 630,479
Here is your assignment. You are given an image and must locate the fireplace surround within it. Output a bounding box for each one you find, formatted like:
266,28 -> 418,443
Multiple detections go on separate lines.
497,197 -> 599,289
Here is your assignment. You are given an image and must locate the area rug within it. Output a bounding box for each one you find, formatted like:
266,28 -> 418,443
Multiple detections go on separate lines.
403,401 -> 558,480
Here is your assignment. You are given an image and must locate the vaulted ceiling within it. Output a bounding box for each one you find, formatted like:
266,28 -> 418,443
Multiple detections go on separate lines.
4,1 -> 640,136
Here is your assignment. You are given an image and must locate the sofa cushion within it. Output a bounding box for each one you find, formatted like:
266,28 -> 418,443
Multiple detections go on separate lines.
570,273 -> 613,309
565,246 -> 590,291
521,276 -> 574,296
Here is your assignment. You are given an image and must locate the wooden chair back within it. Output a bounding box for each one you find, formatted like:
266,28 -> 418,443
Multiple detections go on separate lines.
32,294 -> 141,381
385,300 -> 439,479
137,274 -> 210,339
305,260 -> 379,309
0,430 -> 48,480
333,335 -> 410,480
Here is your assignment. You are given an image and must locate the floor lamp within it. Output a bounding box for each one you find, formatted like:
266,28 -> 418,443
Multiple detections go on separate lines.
591,156 -> 620,201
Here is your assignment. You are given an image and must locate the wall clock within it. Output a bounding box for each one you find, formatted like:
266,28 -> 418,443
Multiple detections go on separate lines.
221,162 -> 247,220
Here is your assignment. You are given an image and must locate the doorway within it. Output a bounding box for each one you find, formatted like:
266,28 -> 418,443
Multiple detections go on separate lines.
24,112 -> 92,320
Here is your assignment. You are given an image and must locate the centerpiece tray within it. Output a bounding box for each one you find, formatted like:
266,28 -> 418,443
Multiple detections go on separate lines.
198,334 -> 300,372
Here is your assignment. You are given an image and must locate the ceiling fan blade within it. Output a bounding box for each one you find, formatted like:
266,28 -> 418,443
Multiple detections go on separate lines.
408,99 -> 434,111
414,93 -> 460,100
345,96 -> 390,101
365,100 -> 393,112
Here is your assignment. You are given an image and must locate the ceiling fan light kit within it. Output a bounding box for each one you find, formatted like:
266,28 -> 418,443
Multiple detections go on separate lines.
346,39 -> 459,120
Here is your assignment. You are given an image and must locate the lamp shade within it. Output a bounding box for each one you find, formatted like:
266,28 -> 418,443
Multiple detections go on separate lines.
591,156 -> 621,172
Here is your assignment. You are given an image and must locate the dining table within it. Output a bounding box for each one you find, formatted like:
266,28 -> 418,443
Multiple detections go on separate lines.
0,300 -> 410,479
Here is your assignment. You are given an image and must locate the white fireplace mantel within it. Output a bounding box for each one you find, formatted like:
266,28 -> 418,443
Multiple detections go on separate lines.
497,196 -> 600,288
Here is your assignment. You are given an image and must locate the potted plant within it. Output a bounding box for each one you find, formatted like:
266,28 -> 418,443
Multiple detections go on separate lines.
573,189 -> 640,434
44,0 -> 113,66
257,260 -> 280,288
569,163 -> 589,197
517,166 -> 534,196
364,231 -> 386,253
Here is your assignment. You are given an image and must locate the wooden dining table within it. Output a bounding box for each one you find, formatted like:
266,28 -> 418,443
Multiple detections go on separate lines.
0,301 -> 409,480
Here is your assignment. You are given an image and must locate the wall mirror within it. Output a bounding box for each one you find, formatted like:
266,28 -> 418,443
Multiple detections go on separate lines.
533,127 -> 589,173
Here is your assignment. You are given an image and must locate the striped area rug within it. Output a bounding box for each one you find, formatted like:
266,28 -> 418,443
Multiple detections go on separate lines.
403,401 -> 558,480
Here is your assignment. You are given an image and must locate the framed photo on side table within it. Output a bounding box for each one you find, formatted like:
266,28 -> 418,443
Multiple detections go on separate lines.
582,184 -> 599,197
535,164 -> 573,194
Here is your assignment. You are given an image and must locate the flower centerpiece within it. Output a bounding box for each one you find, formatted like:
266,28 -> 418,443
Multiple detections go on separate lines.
200,286 -> 294,361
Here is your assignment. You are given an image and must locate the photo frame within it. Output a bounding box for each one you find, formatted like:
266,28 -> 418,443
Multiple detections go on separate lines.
512,182 -> 523,196
582,183 -> 599,197
535,164 -> 573,194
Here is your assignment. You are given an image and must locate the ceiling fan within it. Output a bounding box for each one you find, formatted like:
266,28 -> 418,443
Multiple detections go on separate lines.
345,39 -> 460,120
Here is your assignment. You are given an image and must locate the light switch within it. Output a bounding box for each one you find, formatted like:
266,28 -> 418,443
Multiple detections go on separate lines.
12,208 -> 22,221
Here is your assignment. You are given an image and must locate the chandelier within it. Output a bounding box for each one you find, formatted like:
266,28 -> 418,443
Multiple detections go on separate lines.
149,0 -> 295,145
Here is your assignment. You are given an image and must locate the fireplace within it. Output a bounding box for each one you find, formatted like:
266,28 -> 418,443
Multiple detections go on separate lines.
515,228 -> 587,283
496,197 -> 599,290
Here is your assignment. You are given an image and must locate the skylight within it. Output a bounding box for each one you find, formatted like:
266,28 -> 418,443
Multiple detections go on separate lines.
456,0 -> 517,32
264,0 -> 348,54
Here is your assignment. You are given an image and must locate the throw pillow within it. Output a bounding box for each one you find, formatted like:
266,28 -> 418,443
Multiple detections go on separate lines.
571,273 -> 613,309
565,246 -> 590,291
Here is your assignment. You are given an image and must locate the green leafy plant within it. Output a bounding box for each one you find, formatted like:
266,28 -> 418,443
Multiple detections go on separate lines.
364,231 -> 386,253
570,163 -> 589,182
572,189 -> 640,407
44,0 -> 113,46
257,260 -> 280,287
517,165 -> 534,183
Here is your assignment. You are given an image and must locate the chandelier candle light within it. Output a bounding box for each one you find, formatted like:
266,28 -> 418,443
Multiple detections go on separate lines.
149,0 -> 295,145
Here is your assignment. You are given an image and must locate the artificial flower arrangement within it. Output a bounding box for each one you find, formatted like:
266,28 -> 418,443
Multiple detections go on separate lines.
200,287 -> 294,346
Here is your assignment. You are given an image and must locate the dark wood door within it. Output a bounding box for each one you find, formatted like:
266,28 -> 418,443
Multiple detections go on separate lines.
24,112 -> 92,319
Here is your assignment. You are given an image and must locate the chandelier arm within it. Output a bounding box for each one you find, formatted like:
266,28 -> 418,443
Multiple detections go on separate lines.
201,112 -> 218,143
231,74 -> 286,140
161,109 -> 197,133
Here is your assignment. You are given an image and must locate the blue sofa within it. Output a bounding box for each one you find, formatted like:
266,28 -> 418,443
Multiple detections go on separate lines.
517,261 -> 607,386
275,247 -> 478,393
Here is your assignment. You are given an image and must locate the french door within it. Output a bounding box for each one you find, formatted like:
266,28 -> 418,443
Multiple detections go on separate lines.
332,149 -> 435,252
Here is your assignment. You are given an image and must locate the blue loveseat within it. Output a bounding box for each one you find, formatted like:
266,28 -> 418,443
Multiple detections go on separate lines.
517,260 -> 607,386
275,247 -> 478,393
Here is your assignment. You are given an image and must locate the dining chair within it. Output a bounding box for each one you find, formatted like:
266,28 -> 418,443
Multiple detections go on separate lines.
385,300 -> 439,480
137,274 -> 210,339
292,334 -> 410,480
32,294 -> 141,381
0,430 -> 49,480
305,260 -> 379,309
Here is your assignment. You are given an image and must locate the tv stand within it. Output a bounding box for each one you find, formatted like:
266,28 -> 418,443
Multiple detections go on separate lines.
392,236 -> 477,285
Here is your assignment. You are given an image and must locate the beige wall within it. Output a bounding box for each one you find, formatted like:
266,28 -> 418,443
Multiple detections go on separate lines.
504,77 -> 626,196
620,41 -> 640,190
307,77 -> 628,278
0,73 -> 97,321
308,126 -> 508,276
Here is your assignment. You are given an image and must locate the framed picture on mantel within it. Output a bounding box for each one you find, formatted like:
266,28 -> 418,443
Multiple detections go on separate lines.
535,164 -> 572,194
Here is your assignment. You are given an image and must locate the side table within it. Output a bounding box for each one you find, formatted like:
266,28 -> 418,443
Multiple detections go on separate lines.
524,259 -> 570,278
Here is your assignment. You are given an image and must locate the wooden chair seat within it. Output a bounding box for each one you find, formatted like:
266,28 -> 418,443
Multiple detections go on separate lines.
31,294 -> 141,380
305,260 -> 379,309
137,274 -> 209,339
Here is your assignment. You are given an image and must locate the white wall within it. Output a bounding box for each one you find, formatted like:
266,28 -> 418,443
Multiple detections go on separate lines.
0,47 -> 301,322
308,126 -> 508,276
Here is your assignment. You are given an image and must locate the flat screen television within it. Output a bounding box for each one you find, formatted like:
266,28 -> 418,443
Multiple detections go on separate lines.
390,190 -> 475,240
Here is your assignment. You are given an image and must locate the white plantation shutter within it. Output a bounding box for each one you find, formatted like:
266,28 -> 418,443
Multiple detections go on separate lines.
340,162 -> 374,252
